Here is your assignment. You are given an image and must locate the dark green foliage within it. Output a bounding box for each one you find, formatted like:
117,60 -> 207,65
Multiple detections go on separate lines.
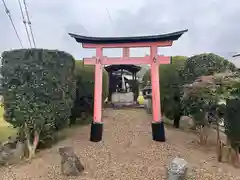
225,99 -> 240,149
181,53 -> 236,120
159,56 -> 187,119
182,75 -> 220,126
183,71 -> 240,125
71,60 -> 108,122
182,71 -> 240,149
142,56 -> 187,125
182,53 -> 236,84
1,49 -> 76,146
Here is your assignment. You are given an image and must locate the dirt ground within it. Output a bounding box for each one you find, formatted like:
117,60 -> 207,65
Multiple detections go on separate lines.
0,108 -> 240,180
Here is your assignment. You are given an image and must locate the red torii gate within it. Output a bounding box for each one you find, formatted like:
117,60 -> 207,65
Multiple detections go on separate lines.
69,29 -> 187,142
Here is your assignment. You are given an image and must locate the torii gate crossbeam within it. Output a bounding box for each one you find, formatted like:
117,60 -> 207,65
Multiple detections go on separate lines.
69,29 -> 188,142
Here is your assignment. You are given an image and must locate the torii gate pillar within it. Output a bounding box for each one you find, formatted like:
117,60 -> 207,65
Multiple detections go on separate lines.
69,30 -> 188,142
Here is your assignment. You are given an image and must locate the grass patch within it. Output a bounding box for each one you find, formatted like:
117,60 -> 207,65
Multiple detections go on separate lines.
0,106 -> 17,142
163,116 -> 174,126
0,103 -> 92,144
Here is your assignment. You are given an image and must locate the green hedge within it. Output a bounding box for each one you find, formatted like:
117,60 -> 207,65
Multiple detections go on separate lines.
225,99 -> 240,150
71,60 -> 108,121
1,49 -> 76,146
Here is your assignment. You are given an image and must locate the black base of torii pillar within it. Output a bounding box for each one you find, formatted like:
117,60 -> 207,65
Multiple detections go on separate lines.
90,122 -> 103,142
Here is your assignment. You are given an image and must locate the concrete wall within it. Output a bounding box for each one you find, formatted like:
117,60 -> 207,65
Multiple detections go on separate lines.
111,92 -> 134,104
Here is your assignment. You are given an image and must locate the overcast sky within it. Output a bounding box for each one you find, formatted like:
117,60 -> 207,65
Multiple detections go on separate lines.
1,0 -> 240,62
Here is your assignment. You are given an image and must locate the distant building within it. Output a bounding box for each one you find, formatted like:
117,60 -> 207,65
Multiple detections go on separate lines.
231,53 -> 240,68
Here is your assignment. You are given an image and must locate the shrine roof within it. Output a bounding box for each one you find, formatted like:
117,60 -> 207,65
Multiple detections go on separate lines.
104,65 -> 141,73
233,53 -> 240,57
69,29 -> 188,44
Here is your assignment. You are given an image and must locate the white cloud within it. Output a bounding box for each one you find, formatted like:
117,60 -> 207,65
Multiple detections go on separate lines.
1,0 -> 240,59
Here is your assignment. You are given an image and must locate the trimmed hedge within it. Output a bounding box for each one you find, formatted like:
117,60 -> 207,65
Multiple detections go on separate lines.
225,99 -> 240,149
1,49 -> 76,146
70,60 -> 108,122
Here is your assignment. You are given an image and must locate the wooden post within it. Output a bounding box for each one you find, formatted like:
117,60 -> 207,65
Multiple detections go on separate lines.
90,47 -> 103,142
108,72 -> 112,102
150,45 -> 165,142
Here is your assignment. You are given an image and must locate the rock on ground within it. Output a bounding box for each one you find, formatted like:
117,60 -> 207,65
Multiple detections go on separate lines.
0,141 -> 25,166
167,157 -> 188,180
59,146 -> 84,176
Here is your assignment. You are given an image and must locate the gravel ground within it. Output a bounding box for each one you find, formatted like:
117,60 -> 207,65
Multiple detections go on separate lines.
0,109 -> 240,180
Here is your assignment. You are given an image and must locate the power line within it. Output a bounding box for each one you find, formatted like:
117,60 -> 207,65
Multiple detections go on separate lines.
106,7 -> 115,32
18,0 -> 32,48
23,0 -> 36,48
1,0 -> 24,48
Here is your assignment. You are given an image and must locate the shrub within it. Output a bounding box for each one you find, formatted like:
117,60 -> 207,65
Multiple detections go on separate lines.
70,60 -> 108,123
182,71 -> 240,163
225,98 -> 240,165
181,53 -> 237,122
159,56 -> 187,122
181,53 -> 236,84
1,49 -> 76,158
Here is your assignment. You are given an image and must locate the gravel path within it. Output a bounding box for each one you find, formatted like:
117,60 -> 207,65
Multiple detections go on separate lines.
0,109 -> 240,180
